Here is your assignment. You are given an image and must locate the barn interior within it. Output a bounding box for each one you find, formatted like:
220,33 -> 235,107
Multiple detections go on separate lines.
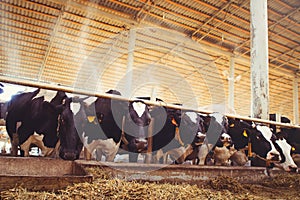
0,0 -> 299,123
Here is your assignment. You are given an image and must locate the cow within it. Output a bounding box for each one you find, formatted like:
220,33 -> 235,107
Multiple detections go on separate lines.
227,118 -> 298,173
122,100 -> 151,162
197,112 -> 230,165
151,106 -> 206,164
150,105 -> 181,163
75,90 -> 151,163
57,97 -> 84,160
5,88 -> 69,158
78,90 -> 126,162
269,114 -> 300,167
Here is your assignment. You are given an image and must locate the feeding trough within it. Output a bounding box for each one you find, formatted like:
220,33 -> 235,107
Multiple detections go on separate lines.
77,160 -> 288,186
0,157 -> 93,191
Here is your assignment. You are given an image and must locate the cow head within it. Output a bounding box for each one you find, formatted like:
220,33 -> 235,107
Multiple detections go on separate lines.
218,133 -> 232,147
49,90 -> 67,106
178,111 -> 205,146
0,83 -> 4,94
191,115 -> 206,147
273,134 -> 298,172
253,125 -> 281,162
203,112 -> 229,146
125,100 -> 151,153
58,97 -> 83,160
228,119 -> 283,166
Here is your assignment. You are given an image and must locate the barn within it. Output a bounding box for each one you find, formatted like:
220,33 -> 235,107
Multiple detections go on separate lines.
0,0 -> 300,199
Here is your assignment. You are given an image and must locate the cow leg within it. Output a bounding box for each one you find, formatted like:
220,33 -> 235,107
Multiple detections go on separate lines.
5,114 -> 18,156
11,133 -> 19,156
95,148 -> 103,161
20,135 -> 33,157
129,152 -> 139,162
198,143 -> 213,165
106,152 -> 116,162
153,149 -> 164,164
30,134 -> 54,156
104,141 -> 121,162
84,147 -> 92,160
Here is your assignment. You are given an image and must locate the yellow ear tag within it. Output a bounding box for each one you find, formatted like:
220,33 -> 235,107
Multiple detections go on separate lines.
292,147 -> 296,151
243,130 -> 248,137
229,124 -> 234,127
87,116 -> 96,123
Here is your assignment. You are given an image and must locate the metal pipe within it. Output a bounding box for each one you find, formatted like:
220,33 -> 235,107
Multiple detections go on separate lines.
293,74 -> 299,124
1,75 -> 299,129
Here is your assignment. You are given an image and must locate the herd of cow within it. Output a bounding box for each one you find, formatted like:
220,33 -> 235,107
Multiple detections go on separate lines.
1,87 -> 300,174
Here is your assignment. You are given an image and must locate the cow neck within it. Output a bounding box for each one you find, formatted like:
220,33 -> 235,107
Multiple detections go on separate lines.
120,115 -> 129,146
170,117 -> 184,147
56,114 -> 61,136
174,126 -> 184,147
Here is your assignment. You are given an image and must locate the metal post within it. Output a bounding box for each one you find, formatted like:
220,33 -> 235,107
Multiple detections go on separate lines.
228,56 -> 235,110
250,0 -> 269,119
125,29 -> 136,98
293,75 -> 299,124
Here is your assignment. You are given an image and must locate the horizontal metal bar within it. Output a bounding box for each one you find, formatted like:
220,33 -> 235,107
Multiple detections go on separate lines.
1,75 -> 299,129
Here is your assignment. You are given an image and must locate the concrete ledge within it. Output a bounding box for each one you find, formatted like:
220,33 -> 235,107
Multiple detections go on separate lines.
0,157 -> 92,191
76,160 -> 290,185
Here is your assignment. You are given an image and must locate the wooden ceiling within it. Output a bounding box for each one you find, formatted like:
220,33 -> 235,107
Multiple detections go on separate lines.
0,0 -> 299,122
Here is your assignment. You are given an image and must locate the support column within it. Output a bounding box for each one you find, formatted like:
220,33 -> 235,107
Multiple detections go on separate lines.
250,0 -> 269,119
228,56 -> 235,110
293,75 -> 299,124
125,29 -> 136,97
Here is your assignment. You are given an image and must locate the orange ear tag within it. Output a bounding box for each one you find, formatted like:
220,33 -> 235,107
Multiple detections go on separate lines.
171,118 -> 178,126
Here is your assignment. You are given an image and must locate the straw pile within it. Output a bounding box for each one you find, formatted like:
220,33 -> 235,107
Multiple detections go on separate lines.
1,167 -> 300,200
261,173 -> 300,188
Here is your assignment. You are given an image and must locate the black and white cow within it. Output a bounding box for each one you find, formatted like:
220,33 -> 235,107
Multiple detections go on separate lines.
151,106 -> 206,164
122,100 -> 151,162
78,90 -> 126,161
174,111 -> 207,164
269,114 -> 300,167
197,112 -> 231,165
5,88 -> 67,157
75,90 -> 151,162
227,118 -> 298,172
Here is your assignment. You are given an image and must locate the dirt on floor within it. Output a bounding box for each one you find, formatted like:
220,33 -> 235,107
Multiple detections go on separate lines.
1,167 -> 300,200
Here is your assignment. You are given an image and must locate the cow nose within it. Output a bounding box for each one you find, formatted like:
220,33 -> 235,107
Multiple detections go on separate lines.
289,166 -> 298,173
63,152 -> 77,160
270,152 -> 280,161
197,132 -> 206,139
135,138 -> 148,152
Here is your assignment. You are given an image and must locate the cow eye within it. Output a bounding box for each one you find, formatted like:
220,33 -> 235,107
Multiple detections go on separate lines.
256,134 -> 262,140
